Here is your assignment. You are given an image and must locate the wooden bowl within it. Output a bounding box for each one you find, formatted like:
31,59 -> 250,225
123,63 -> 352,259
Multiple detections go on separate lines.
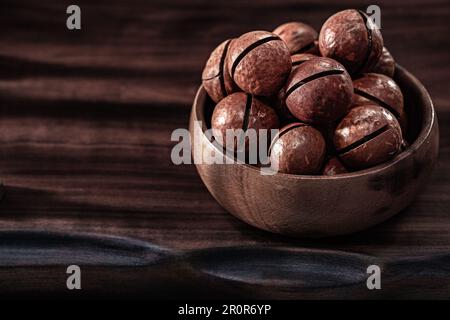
189,65 -> 439,237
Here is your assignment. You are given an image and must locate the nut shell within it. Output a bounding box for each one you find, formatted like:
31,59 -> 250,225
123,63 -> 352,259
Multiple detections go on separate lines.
211,92 -> 279,151
270,123 -> 326,174
322,157 -> 348,175
274,54 -> 319,125
316,121 -> 339,155
291,53 -> 317,68
285,57 -> 353,124
334,105 -> 403,169
371,46 -> 395,78
202,39 -> 237,103
352,73 -> 407,133
227,31 -> 292,96
319,9 -> 383,74
271,89 -> 296,125
273,22 -> 318,55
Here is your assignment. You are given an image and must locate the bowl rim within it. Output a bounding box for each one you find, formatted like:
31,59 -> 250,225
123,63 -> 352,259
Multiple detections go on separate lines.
193,64 -> 436,180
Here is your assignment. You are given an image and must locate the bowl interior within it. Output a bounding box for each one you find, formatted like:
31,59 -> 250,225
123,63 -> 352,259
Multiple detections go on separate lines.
196,65 -> 434,178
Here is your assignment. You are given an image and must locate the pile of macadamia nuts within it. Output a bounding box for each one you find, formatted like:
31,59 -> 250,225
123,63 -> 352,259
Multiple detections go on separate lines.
201,9 -> 406,175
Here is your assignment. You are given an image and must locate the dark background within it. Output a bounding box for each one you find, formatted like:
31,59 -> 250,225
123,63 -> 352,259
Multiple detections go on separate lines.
0,0 -> 449,259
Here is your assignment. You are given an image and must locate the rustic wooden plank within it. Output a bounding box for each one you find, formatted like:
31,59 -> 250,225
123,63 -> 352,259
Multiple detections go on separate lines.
0,0 -> 448,271
1,231 -> 449,298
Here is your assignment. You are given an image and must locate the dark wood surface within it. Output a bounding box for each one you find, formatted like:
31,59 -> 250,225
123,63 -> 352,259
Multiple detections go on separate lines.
1,230 -> 449,299
0,0 -> 449,292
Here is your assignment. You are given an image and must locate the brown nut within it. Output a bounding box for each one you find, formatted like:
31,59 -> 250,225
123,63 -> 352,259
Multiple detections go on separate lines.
269,89 -> 296,125
273,22 -> 319,55
271,54 -> 318,125
322,157 -> 349,175
352,73 -> 407,133
226,31 -> 292,96
270,123 -> 326,174
285,57 -> 353,125
371,47 -> 395,78
211,92 -> 279,151
202,39 -> 238,103
319,9 -> 383,74
291,53 -> 317,68
334,105 -> 403,169
316,121 -> 339,155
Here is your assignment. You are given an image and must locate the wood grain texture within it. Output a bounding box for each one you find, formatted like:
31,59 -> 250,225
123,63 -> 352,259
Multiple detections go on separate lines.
1,231 -> 449,299
0,0 -> 449,294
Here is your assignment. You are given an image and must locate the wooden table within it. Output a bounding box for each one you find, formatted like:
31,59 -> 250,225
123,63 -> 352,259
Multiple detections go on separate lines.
0,0 -> 449,298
